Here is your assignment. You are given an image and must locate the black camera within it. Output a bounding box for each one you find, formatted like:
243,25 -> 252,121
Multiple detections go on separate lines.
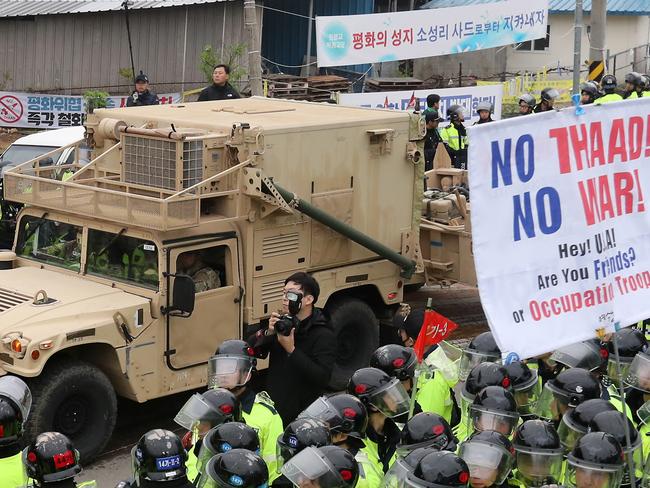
275,291 -> 303,336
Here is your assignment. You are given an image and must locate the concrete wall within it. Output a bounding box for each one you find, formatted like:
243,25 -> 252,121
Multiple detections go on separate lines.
0,2 -> 247,94
414,48 -> 507,83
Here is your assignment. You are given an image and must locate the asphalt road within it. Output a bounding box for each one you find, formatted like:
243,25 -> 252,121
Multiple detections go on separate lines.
79,284 -> 487,485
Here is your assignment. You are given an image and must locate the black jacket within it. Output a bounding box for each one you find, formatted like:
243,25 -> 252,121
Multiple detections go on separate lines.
367,418 -> 401,473
423,127 -> 443,172
126,90 -> 159,107
249,308 -> 336,424
197,83 -> 241,101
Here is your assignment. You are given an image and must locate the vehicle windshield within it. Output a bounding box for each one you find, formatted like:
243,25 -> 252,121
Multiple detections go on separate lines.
87,229 -> 159,290
16,216 -> 82,271
0,145 -> 58,176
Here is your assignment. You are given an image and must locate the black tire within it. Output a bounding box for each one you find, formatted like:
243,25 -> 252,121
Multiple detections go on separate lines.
404,283 -> 425,293
326,298 -> 379,390
25,358 -> 117,463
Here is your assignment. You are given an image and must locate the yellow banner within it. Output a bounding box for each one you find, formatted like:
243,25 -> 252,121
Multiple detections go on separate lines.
478,74 -> 579,104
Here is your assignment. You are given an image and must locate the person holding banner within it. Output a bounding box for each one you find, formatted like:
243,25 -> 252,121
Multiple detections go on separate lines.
440,105 -> 468,170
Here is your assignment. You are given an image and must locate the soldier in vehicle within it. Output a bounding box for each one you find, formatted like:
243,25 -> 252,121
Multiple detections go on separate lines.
177,250 -> 220,293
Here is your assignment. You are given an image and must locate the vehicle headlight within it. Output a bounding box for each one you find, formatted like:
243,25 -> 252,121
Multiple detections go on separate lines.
2,333 -> 29,359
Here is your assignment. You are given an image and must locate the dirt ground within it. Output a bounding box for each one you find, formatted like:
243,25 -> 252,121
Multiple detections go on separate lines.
0,129 -> 24,151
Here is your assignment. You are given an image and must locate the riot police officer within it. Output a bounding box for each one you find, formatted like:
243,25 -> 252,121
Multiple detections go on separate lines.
468,386 -> 520,438
440,105 -> 468,169
565,432 -> 624,488
518,94 -> 536,115
473,101 -> 494,125
274,418 -> 332,487
512,420 -> 564,487
25,432 -> 94,488
209,339 -> 284,478
199,448 -> 268,488
580,81 -> 600,105
557,399 -> 616,451
398,412 -> 457,456
281,446 -> 359,488
406,450 -> 470,487
623,72 -> 644,99
384,446 -> 437,488
174,388 -> 243,481
458,430 -> 515,488
549,339 -> 607,375
607,328 -> 647,386
595,75 -> 623,104
348,367 -> 409,473
298,393 -> 382,488
0,376 -> 31,488
504,361 -> 540,419
459,332 -> 502,381
535,368 -> 601,424
194,422 -> 260,483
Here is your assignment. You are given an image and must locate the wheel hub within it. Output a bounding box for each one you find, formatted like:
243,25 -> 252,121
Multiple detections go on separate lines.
54,396 -> 89,437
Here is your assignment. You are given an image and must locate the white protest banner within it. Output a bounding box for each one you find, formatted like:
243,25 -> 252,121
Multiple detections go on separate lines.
316,0 -> 548,67
469,101 -> 650,360
0,91 -> 181,130
339,84 -> 503,124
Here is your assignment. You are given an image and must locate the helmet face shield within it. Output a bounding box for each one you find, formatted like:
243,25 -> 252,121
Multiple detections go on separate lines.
625,353 -> 650,392
298,397 -> 341,428
565,463 -> 623,488
459,441 -> 514,486
459,350 -> 501,381
607,357 -> 632,386
281,446 -> 347,488
535,383 -> 569,421
514,446 -> 564,486
368,378 -> 410,418
637,400 -> 650,425
174,393 -> 227,433
513,380 -> 541,416
469,406 -> 519,437
384,458 -> 411,488
558,415 -> 585,452
550,342 -> 602,372
0,376 -> 32,420
208,356 -> 253,390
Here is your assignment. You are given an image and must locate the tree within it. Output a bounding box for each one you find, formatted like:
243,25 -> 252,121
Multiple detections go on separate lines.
199,44 -> 247,84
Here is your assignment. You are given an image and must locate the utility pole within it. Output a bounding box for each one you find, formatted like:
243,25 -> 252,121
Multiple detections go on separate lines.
572,0 -> 583,95
244,0 -> 263,96
589,0 -> 607,80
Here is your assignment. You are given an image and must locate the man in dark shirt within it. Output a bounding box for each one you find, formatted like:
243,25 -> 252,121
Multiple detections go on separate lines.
249,272 -> 336,424
126,71 -> 159,107
423,109 -> 444,172
197,64 -> 241,101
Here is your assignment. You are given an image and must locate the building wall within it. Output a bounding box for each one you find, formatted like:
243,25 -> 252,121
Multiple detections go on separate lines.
0,2 -> 246,94
506,14 -> 650,75
413,48 -> 507,82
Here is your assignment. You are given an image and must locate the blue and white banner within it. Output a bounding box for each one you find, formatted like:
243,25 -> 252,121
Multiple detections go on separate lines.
339,84 -> 503,124
469,101 -> 650,359
315,0 -> 548,67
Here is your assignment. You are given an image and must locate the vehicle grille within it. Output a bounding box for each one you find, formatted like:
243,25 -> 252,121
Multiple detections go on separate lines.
0,288 -> 30,314
262,233 -> 300,258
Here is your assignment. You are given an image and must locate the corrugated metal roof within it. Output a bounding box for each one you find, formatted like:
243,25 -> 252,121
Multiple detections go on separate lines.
421,0 -> 650,15
0,0 -> 232,18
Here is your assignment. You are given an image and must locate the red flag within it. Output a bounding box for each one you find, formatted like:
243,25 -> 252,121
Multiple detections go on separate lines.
413,309 -> 458,362
407,91 -> 417,109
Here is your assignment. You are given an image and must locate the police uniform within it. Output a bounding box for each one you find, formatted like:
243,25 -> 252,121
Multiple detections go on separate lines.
0,451 -> 28,488
363,418 -> 400,474
440,124 -> 468,169
416,370 -> 458,426
352,447 -> 383,488
595,93 -> 624,104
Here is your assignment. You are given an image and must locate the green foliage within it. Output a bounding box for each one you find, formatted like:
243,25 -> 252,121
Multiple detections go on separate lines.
83,90 -> 110,112
0,71 -> 12,90
199,44 -> 247,84
118,67 -> 134,84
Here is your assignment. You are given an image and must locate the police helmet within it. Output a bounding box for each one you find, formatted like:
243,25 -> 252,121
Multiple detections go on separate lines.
566,433 -> 624,488
24,432 -> 82,484
518,93 -> 536,109
558,399 -> 616,451
461,362 -> 511,402
0,397 -> 23,446
347,367 -> 410,418
459,431 -> 515,486
580,81 -> 599,98
399,412 -> 458,455
196,422 -> 261,476
299,394 -> 368,440
476,101 -> 493,113
319,445 -> 359,488
539,367 -> 601,413
541,88 -> 560,102
276,418 -> 331,468
174,389 -> 242,432
459,332 -> 502,381
469,386 -> 520,437
607,328 -> 648,383
512,420 -> 564,486
201,449 -> 268,488
589,410 -> 641,455
447,105 -> 465,121
601,74 -> 618,92
131,429 -> 188,486
370,344 -> 417,381
209,340 -> 257,389
625,71 -> 643,86
281,446 -> 358,488
407,451 -> 470,487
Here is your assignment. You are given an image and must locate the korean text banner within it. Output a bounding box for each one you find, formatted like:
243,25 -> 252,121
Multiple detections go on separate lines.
315,0 -> 548,67
469,101 -> 650,360
339,84 -> 503,124
0,91 -> 181,129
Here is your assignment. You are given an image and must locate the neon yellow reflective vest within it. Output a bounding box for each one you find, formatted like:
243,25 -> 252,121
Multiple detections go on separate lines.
627,91 -> 640,100
360,440 -> 386,479
243,393 -> 284,483
354,450 -> 384,488
594,93 -> 624,104
0,451 -> 28,488
440,124 -> 468,152
415,371 -> 457,425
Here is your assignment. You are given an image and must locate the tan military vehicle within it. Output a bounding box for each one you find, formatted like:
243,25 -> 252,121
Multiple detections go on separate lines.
0,98 -> 472,460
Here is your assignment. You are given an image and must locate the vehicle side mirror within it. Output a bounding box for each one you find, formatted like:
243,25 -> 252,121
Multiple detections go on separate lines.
167,274 -> 195,317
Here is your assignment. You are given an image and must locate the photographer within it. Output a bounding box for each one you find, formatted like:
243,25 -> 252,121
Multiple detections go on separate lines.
249,272 -> 336,424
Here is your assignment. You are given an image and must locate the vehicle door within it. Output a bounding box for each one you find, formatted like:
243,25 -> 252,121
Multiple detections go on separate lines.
167,237 -> 241,369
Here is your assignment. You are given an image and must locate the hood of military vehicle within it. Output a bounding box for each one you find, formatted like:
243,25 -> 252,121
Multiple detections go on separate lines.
0,267 -> 150,333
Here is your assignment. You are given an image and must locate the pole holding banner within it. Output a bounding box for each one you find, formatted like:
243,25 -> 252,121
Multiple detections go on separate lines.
572,0 -> 583,95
